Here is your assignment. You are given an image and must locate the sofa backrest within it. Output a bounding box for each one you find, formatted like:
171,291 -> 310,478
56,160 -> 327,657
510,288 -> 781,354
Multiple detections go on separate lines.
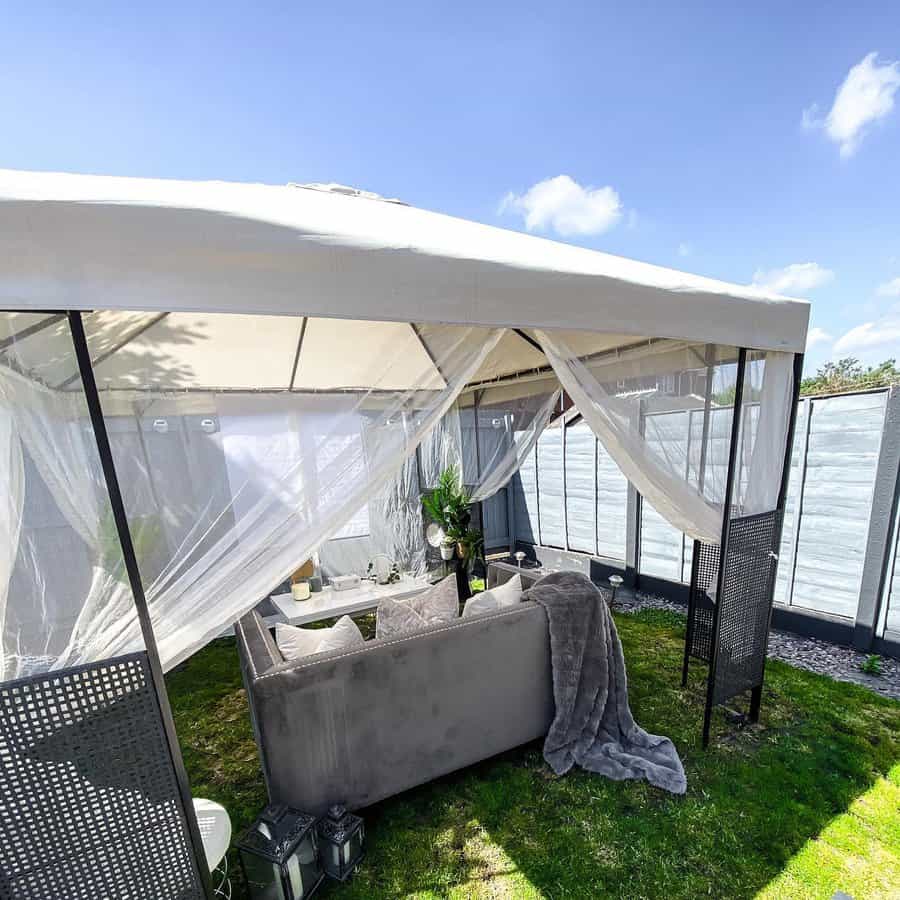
237,601 -> 553,814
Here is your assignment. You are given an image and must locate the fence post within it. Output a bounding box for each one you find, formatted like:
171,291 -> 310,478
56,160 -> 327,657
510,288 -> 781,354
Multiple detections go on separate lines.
780,398 -> 812,607
853,386 -> 900,650
624,398 -> 643,587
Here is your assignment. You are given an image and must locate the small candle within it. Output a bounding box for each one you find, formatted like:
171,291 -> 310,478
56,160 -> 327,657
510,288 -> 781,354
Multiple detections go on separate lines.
292,581 -> 310,601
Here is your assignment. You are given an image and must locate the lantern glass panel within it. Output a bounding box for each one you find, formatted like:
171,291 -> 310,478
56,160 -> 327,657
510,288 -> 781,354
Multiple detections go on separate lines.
239,851 -> 286,900
317,805 -> 365,881
238,805 -> 324,900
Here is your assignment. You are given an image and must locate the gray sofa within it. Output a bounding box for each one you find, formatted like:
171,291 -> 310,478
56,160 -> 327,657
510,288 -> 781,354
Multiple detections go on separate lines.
236,598 -> 553,814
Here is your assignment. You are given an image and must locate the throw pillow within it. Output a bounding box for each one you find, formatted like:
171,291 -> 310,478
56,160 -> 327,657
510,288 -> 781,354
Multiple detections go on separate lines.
375,595 -> 427,640
409,573 -> 460,626
376,574 -> 460,639
275,615 -> 364,660
462,574 -> 523,618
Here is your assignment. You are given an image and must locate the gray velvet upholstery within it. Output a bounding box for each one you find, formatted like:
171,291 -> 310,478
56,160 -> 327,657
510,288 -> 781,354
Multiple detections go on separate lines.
236,602 -> 553,814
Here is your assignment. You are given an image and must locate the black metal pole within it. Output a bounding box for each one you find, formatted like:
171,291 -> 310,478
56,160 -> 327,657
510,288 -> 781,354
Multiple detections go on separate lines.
68,312 -> 214,898
683,346 -> 716,687
703,348 -> 747,747
748,350 -> 805,722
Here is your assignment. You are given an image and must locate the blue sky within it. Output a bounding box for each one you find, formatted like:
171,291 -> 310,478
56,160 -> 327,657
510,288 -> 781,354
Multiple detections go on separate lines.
3,1 -> 899,372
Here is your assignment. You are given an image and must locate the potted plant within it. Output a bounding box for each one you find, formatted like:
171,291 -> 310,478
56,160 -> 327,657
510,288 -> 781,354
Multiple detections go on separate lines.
455,527 -> 484,564
422,466 -> 481,562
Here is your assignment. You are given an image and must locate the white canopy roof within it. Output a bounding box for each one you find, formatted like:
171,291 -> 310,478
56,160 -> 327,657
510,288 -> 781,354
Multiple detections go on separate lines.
0,170 -> 808,353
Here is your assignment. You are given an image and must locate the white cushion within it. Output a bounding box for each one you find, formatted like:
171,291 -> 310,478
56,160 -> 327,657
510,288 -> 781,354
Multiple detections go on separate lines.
315,615 -> 366,654
276,615 -> 364,660
462,574 -> 523,618
376,574 -> 459,639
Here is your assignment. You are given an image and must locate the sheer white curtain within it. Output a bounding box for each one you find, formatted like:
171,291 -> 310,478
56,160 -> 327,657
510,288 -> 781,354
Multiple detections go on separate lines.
0,393 -> 24,682
470,387 -> 561,502
0,365 -> 135,680
535,331 -> 794,544
0,320 -> 502,677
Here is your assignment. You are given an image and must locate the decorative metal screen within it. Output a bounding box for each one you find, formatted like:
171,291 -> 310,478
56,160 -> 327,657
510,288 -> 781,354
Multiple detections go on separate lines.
685,540 -> 719,663
711,510 -> 781,706
0,652 -> 205,900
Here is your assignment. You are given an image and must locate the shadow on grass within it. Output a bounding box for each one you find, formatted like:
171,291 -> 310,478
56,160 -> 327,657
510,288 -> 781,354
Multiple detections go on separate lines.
167,609 -> 900,900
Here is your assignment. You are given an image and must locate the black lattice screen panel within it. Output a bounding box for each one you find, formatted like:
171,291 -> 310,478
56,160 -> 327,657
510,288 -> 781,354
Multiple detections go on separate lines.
0,652 -> 205,900
711,510 -> 780,706
685,541 -> 719,663
684,510 -> 782,742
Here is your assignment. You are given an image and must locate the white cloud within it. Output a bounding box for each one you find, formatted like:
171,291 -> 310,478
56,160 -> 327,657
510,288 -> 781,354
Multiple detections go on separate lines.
876,277 -> 900,297
499,175 -> 623,237
677,242 -> 692,257
806,326 -> 834,349
834,318 -> 900,356
751,262 -> 835,295
803,52 -> 900,158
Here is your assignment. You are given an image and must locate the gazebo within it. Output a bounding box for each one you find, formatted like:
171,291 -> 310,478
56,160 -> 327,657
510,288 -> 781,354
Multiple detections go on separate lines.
0,170 -> 808,898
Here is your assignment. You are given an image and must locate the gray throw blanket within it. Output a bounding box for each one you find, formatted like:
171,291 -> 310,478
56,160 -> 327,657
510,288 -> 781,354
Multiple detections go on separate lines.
523,571 -> 687,795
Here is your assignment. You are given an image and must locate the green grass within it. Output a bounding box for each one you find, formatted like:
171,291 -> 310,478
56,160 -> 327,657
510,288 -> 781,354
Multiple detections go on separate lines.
166,609 -> 900,899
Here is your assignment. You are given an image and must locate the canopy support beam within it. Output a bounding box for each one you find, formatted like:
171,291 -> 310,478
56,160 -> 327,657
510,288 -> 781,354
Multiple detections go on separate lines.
288,317 -> 308,391
57,311 -> 170,390
703,347 -> 746,747
410,323 -> 448,385
0,312 -> 67,353
682,345 -> 716,687
67,311 -> 213,899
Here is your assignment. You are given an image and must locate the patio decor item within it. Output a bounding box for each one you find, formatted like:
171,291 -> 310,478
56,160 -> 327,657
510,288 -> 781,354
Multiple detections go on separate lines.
523,571 -> 687,794
0,169 -> 808,892
237,804 -> 324,900
608,574 -> 624,603
316,804 -> 365,882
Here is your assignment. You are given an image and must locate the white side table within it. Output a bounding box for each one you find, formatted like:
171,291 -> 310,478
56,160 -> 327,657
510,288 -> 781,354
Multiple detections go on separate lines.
193,798 -> 232,897
270,578 -> 431,626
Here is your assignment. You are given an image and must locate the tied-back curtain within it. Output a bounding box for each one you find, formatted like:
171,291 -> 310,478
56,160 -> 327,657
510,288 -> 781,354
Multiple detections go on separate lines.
0,319 -> 502,678
535,331 -> 793,545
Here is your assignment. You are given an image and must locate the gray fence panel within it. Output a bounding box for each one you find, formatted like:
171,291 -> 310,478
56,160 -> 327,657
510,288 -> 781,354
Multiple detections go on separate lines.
597,441 -> 628,561
774,398 -> 810,605
565,422 -> 597,554
537,427 -> 565,547
640,501 -> 684,581
640,410 -> 689,581
882,497 -> 900,635
482,488 -> 510,549
511,443 -> 539,544
789,392 -> 886,618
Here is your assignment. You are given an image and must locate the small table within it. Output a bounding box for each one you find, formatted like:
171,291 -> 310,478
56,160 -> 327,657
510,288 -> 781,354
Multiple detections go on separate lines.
269,578 -> 431,626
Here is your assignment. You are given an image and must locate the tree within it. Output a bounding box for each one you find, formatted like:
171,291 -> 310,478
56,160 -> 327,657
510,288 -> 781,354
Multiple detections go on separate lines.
800,357 -> 900,396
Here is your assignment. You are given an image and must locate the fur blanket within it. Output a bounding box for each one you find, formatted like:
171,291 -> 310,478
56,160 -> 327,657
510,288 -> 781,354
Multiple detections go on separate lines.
523,571 -> 686,794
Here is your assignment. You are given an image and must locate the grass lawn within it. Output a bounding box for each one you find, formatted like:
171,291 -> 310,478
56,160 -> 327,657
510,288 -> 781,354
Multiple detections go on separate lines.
167,609 -> 900,899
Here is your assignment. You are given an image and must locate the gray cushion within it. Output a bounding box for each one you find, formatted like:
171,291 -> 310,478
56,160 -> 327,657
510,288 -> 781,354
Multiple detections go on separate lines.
375,573 -> 459,639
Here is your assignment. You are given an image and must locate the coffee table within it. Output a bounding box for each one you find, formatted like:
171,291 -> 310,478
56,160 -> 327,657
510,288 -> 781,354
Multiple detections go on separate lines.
269,577 -> 431,626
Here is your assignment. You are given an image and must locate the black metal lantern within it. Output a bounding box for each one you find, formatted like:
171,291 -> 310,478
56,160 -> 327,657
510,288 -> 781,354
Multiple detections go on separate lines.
316,804 -> 365,882
237,804 -> 324,899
